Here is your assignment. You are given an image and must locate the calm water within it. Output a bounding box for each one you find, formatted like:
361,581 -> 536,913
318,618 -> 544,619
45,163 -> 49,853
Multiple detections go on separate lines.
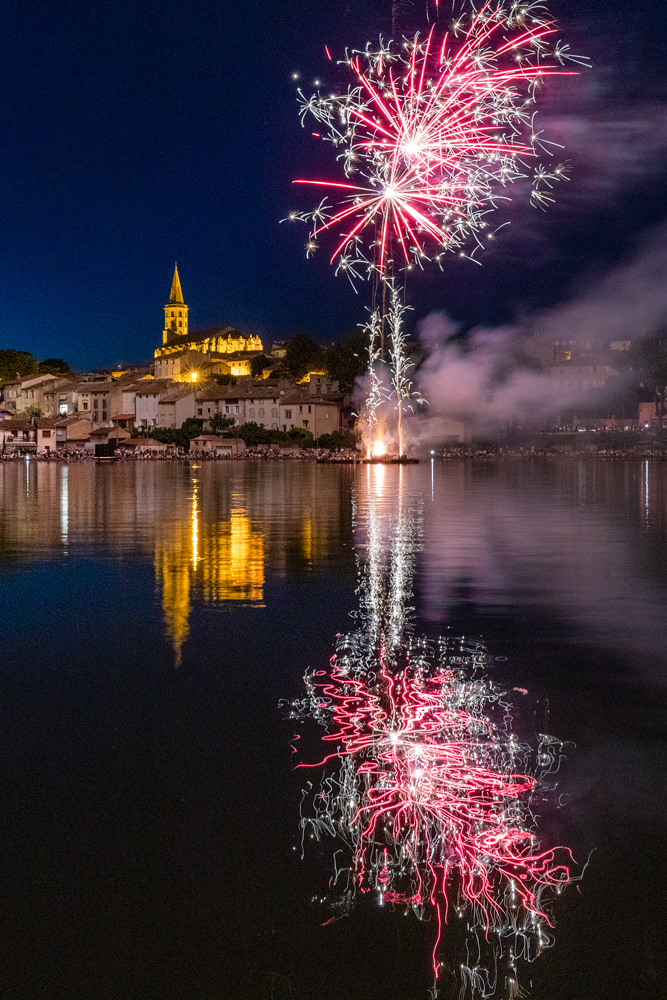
0,458 -> 666,1000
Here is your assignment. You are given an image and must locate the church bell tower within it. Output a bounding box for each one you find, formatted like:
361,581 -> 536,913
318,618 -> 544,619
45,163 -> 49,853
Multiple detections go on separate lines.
162,264 -> 189,345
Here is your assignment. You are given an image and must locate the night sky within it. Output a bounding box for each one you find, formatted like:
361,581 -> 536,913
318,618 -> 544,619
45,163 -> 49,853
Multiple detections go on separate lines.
1,0 -> 666,369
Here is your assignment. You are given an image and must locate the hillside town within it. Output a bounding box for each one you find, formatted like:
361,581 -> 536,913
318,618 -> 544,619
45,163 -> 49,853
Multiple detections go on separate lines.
0,267 -> 358,458
1,266 -> 666,459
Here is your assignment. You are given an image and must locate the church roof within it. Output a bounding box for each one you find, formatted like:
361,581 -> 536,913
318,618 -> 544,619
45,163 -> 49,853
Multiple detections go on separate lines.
167,264 -> 185,305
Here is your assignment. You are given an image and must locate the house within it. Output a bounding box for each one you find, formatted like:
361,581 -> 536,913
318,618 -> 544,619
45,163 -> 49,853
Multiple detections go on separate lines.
55,414 -> 93,450
36,417 -> 61,452
14,374 -> 59,413
0,380 -> 22,410
302,372 -> 340,395
41,378 -> 78,417
132,379 -> 175,429
156,385 -> 197,429
73,381 -> 122,424
190,435 -> 246,456
195,380 -> 344,435
0,419 -> 36,450
84,426 -> 131,453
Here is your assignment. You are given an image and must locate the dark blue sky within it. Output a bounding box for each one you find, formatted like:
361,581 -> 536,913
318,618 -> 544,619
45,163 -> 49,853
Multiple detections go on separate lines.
1,0 -> 665,368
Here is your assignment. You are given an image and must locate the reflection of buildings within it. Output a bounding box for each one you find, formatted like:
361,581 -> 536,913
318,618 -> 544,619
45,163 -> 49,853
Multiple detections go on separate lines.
154,472 -> 265,663
0,461 -> 355,663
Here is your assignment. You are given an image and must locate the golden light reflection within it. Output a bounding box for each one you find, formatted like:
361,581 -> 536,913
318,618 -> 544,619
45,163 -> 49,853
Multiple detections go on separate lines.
155,486 -> 265,663
199,506 -> 264,602
302,518 -> 313,563
191,474 -> 199,567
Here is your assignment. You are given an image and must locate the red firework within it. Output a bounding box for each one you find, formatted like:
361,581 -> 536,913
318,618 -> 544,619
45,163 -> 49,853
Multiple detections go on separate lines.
289,2 -> 586,277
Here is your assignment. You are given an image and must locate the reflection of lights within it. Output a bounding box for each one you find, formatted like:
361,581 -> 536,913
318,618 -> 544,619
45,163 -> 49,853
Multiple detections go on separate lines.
287,474 -> 578,997
191,476 -> 199,566
60,466 -> 69,546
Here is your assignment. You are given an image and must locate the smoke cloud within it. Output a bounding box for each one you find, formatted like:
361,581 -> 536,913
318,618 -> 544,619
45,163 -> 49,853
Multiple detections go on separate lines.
415,220 -> 667,431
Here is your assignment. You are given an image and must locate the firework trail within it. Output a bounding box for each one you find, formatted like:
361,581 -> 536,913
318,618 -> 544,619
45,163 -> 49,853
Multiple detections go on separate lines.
283,471 -> 578,996
287,1 -> 587,453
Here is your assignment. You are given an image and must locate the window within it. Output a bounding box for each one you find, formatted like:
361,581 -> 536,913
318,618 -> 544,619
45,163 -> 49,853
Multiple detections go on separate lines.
249,408 -> 255,418
42,430 -> 51,438
59,404 -> 68,415
179,321 -> 182,327
82,401 -> 88,410
271,408 -> 278,417
303,420 -> 308,428
316,386 -> 321,394
299,405 -> 302,413
235,406 -> 240,414
171,311 -> 174,317
225,405 -> 230,414
308,405 -> 311,414
258,408 -> 265,417
197,408 -> 203,416
284,409 -> 292,418
179,311 -> 182,317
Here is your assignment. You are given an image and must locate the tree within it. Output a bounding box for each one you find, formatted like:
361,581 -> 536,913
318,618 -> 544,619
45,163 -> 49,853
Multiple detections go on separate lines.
236,421 -> 272,446
23,406 -> 42,423
151,418 -> 203,450
325,330 -> 369,392
209,413 -> 235,434
0,350 -> 38,382
250,354 -> 272,379
212,373 -> 237,386
38,358 -> 71,375
316,430 -> 359,450
281,332 -> 325,382
288,426 -> 314,447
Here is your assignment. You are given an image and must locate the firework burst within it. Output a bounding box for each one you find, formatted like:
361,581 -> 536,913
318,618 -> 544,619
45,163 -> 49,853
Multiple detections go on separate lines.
288,2 -> 587,279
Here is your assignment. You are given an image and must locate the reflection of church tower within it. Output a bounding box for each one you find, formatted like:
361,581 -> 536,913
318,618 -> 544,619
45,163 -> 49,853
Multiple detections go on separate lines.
162,264 -> 189,345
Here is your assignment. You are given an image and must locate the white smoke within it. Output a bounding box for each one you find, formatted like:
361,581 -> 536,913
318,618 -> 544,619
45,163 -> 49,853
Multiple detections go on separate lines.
415,221 -> 667,431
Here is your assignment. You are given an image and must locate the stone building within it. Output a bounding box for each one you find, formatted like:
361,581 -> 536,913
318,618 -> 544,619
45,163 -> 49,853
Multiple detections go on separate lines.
195,380 -> 344,436
153,266 -> 264,380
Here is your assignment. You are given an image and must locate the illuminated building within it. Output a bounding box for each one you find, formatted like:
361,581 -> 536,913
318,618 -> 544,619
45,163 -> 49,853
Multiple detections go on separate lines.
153,266 -> 264,380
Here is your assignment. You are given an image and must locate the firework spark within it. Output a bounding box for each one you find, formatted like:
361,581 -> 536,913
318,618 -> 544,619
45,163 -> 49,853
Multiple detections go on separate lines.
284,475 -> 579,996
288,2 -> 587,278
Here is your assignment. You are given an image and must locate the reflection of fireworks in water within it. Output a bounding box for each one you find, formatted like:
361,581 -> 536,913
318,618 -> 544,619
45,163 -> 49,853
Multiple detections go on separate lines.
287,2 -> 587,455
284,474 -> 579,997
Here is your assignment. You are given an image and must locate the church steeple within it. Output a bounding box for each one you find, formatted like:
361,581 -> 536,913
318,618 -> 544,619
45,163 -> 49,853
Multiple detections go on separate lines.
169,264 -> 184,304
163,264 -> 189,344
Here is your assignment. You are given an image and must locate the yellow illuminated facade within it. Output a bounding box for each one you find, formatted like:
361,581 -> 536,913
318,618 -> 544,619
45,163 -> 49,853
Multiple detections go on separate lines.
154,472 -> 265,662
155,266 -> 263,378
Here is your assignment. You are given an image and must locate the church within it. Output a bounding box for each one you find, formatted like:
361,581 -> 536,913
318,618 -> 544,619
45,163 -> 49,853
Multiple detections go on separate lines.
153,266 -> 264,381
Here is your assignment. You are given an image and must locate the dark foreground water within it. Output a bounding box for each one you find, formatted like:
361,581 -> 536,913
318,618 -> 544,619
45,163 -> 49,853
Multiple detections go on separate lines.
0,458 -> 666,1000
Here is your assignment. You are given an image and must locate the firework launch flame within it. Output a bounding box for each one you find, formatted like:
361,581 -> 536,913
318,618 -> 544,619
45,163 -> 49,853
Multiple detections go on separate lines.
288,1 -> 587,279
283,473 -> 579,996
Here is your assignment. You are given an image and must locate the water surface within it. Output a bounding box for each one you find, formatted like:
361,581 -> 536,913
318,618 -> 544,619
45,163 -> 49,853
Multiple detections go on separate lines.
0,458 -> 665,999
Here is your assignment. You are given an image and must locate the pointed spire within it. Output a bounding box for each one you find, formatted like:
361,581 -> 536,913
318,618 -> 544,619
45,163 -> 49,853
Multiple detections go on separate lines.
168,263 -> 184,304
